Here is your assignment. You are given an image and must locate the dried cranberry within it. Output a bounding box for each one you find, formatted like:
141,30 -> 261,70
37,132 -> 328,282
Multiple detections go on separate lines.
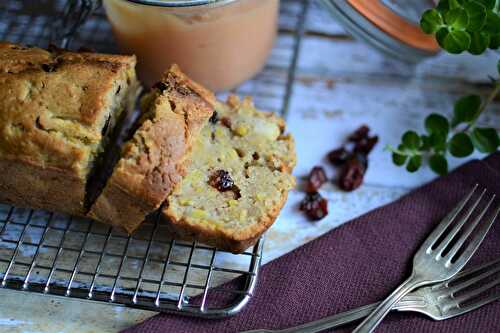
221,117 -> 232,129
153,81 -> 169,92
352,153 -> 368,171
338,158 -> 365,191
41,63 -> 56,73
354,136 -> 379,155
209,170 -> 234,192
327,147 -> 350,166
209,111 -> 218,124
348,125 -> 370,142
306,166 -> 327,193
300,192 -> 328,221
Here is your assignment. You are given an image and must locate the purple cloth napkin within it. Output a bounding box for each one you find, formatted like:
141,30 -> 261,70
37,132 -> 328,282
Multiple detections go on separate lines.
124,153 -> 500,333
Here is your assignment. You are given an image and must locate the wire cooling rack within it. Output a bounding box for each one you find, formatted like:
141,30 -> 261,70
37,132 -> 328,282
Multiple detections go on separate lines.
0,0 -> 308,317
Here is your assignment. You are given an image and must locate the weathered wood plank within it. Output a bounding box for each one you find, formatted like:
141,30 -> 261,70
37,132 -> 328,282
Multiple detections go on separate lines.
297,36 -> 500,84
286,75 -> 499,187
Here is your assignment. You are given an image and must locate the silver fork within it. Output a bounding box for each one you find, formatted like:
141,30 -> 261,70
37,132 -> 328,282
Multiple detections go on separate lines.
354,185 -> 499,333
241,258 -> 500,333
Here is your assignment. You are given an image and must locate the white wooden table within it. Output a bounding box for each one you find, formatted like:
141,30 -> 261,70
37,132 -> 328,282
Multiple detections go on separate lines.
0,1 -> 499,332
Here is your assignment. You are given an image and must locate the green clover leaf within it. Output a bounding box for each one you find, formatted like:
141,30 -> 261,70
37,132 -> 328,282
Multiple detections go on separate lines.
474,0 -> 496,10
428,0 -> 500,55
436,27 -> 471,53
421,135 -> 432,151
448,0 -> 463,10
470,127 -> 500,152
445,8 -> 469,29
421,9 -> 445,34
430,132 -> 449,152
452,94 -> 481,126
429,154 -> 449,175
485,12 -> 500,34
392,152 -> 407,166
436,0 -> 451,12
402,131 -> 421,149
468,31 -> 491,54
449,132 -> 474,157
464,1 -> 487,31
406,155 -> 422,172
425,113 -> 450,136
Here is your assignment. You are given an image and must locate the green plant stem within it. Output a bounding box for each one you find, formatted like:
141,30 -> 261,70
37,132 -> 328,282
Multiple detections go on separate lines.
385,145 -> 422,156
463,82 -> 500,132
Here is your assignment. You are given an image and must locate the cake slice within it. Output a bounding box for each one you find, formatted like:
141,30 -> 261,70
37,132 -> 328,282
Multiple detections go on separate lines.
0,42 -> 139,216
89,65 -> 215,233
162,95 -> 296,253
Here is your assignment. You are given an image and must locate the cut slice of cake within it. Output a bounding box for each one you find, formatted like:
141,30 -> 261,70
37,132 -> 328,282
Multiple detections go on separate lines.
162,95 -> 296,253
89,65 -> 215,233
0,42 -> 140,216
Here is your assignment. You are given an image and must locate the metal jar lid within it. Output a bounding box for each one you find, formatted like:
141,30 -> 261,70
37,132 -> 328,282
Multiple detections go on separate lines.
122,0 -> 238,7
320,0 -> 440,62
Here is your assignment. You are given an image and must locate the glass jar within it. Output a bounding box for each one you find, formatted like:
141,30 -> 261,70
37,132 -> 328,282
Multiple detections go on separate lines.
320,0 -> 440,62
103,0 -> 280,91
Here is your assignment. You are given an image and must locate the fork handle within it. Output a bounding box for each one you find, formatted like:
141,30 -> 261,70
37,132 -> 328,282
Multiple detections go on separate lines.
277,303 -> 380,333
352,274 -> 423,333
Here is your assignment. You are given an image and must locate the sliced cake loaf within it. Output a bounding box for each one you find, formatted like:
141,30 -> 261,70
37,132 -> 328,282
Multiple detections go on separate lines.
89,65 -> 215,233
0,42 -> 139,216
0,44 -> 295,248
162,95 -> 296,253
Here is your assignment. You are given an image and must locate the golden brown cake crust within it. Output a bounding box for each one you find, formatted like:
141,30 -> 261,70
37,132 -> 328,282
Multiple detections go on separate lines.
89,65 -> 215,233
0,159 -> 86,217
0,42 -> 138,216
163,191 -> 289,253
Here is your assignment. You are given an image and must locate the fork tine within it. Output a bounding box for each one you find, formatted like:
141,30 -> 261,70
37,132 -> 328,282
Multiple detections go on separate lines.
442,290 -> 500,320
421,184 -> 479,252
453,277 -> 500,304
445,195 -> 495,261
432,259 -> 500,292
447,201 -> 499,267
458,290 -> 500,311
449,259 -> 500,283
434,189 -> 486,256
448,261 -> 500,294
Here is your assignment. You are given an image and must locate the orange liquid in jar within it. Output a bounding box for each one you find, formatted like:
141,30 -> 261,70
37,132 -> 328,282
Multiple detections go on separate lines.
103,0 -> 279,91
